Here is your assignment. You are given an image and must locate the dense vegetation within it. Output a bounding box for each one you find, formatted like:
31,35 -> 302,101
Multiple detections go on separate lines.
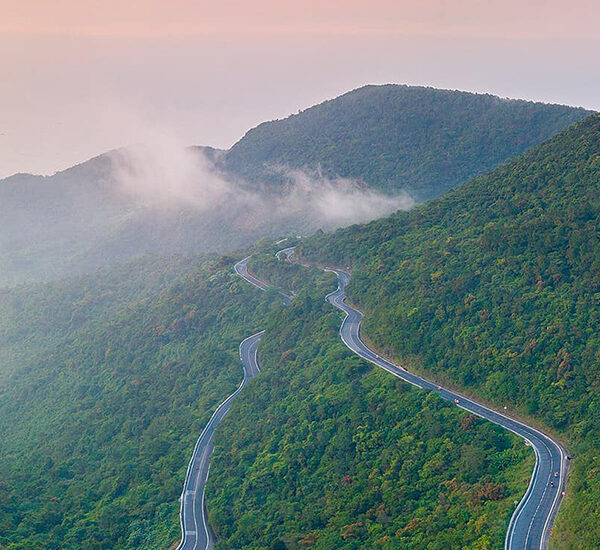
224,84 -> 592,199
206,257 -> 533,549
3,108 -> 598,548
0,254 -> 279,549
0,255 -> 205,386
299,115 -> 600,548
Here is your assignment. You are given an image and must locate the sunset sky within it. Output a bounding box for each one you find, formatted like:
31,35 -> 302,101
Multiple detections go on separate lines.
1,0 -> 599,177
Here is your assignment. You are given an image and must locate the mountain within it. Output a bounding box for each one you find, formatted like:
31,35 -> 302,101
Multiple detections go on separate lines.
0,147 -> 264,286
2,97 -> 598,548
0,85 -> 592,286
298,114 -> 600,548
223,84 -> 592,199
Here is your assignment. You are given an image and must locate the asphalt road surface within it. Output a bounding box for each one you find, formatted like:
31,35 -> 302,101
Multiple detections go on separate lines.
325,267 -> 569,550
235,256 -> 293,305
176,331 -> 262,550
176,255 -> 292,550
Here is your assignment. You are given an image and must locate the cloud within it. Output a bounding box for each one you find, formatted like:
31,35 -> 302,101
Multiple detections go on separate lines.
108,142 -> 232,208
275,167 -> 414,226
107,142 -> 414,235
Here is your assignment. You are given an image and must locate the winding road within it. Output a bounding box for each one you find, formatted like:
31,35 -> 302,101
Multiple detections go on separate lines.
176,330 -> 263,550
238,248 -> 569,550
235,255 -> 293,305
325,267 -> 569,550
178,250 -> 568,550
176,256 -> 292,550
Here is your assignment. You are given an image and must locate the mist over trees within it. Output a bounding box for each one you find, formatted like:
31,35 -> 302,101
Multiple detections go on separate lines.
223,84 -> 592,199
0,85 -> 590,286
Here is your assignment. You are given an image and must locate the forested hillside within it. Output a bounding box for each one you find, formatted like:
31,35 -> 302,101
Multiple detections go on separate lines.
224,84 -> 592,199
0,255 -> 204,386
2,93 -> 597,548
298,114 -> 600,548
205,255 -> 533,549
0,247 -> 535,550
0,254 -> 279,549
1,86 -> 591,286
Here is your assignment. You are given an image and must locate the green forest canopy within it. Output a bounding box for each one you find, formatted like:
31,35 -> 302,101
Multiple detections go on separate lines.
207,258 -> 533,550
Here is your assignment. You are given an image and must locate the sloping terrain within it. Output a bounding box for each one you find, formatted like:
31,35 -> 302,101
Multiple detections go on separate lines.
1,90 -> 597,549
298,114 -> 600,548
0,149 -> 275,286
0,247 -> 535,550
206,256 -> 533,549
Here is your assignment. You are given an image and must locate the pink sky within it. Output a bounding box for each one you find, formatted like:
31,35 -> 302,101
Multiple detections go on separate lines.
1,0 -> 599,177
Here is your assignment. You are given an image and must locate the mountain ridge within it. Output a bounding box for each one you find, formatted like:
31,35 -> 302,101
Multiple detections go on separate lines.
222,84 -> 594,198
0,84 -> 593,286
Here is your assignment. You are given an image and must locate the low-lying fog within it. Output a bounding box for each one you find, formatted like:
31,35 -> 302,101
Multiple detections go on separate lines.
0,138 -> 414,285
109,142 -> 414,228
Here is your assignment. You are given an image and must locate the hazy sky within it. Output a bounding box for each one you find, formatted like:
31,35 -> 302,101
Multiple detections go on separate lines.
1,0 -> 599,178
